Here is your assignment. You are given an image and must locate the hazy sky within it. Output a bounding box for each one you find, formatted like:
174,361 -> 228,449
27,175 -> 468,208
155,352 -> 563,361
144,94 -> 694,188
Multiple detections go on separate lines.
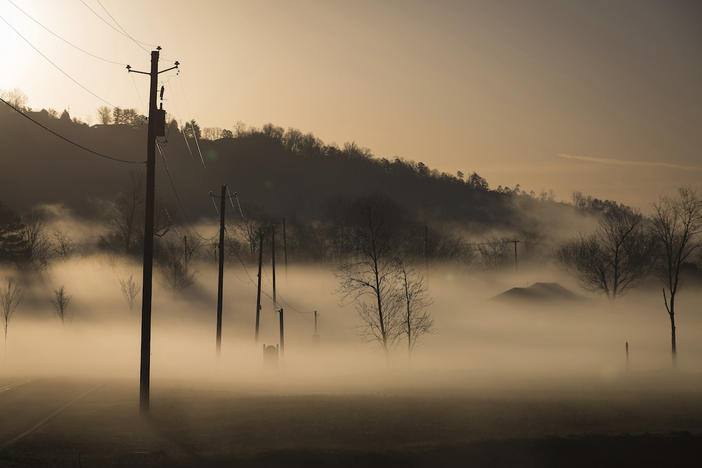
1,0 -> 700,209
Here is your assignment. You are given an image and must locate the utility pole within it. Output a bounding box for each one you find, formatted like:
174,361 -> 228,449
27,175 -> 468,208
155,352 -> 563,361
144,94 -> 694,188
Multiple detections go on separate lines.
424,224 -> 429,273
313,310 -> 319,344
271,224 -> 277,313
278,307 -> 285,357
511,240 -> 520,272
128,48 -> 179,414
255,229 -> 264,341
282,218 -> 288,278
216,184 -> 226,356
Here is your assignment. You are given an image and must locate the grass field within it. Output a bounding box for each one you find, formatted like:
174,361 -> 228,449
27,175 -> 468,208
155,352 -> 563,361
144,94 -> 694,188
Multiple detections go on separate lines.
1,373 -> 701,467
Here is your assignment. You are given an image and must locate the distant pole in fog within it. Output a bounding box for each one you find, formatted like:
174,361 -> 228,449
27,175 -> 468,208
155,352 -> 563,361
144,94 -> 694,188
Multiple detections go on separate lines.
271,224 -> 277,312
423,225 -> 429,267
255,230 -> 264,341
278,307 -> 285,357
511,240 -> 520,272
216,184 -> 227,356
282,218 -> 288,278
625,341 -> 629,370
313,310 -> 320,343
129,47 -> 179,413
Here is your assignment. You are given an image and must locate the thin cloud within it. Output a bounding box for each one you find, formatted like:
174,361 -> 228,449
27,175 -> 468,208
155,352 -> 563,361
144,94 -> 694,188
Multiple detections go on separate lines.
557,153 -> 702,172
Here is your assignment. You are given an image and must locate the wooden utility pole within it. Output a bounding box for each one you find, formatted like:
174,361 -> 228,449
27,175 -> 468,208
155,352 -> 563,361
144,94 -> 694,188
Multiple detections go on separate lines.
128,48 -> 179,413
271,224 -> 277,313
216,184 -> 226,356
282,218 -> 288,277
278,307 -> 285,357
255,230 -> 264,341
312,310 -> 319,343
511,240 -> 519,272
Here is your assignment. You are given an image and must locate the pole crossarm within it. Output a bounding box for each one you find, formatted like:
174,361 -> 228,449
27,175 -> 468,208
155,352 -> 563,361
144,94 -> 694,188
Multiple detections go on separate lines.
127,61 -> 179,76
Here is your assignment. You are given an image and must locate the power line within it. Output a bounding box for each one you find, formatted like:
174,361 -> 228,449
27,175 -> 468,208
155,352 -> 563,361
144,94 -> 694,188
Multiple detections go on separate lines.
78,0 -> 125,36
6,0 -> 126,66
0,14 -> 116,107
96,0 -> 154,51
77,0 -> 151,52
156,142 -> 218,243
0,97 -> 144,165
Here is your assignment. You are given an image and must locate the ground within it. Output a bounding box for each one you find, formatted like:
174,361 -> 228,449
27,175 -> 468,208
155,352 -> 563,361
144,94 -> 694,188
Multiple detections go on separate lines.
1,375 -> 701,467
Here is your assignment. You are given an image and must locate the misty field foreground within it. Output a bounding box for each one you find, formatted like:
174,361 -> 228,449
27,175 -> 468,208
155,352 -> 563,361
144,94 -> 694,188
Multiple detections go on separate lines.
2,260 -> 702,467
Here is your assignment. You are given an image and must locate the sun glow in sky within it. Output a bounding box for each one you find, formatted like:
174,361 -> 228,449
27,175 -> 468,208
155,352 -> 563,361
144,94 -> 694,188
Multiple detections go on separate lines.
1,0 -> 701,209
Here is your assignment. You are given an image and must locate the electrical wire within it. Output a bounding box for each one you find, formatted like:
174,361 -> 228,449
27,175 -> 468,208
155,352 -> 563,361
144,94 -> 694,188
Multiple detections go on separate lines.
96,0 -> 154,51
77,0 -> 126,36
189,121 -> 206,167
77,0 -> 154,53
157,142 -> 218,243
6,0 -> 126,66
0,14 -> 116,107
0,97 -> 144,165
173,79 -> 206,166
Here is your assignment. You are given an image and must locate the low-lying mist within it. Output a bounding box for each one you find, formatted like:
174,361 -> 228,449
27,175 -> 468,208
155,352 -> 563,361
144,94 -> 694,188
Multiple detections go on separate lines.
3,252 -> 701,398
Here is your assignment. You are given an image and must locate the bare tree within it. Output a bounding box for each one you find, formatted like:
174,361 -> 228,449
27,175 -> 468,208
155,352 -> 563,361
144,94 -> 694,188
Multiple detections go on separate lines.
651,188 -> 702,362
109,173 -> 143,254
160,238 -> 195,293
52,286 -> 71,324
22,210 -> 50,267
559,208 -> 654,299
477,237 -> 509,269
338,199 -> 403,352
1,278 -> 22,344
119,275 -> 140,311
52,230 -> 74,258
101,173 -> 171,254
3,88 -> 28,110
397,262 -> 433,357
97,105 -> 113,124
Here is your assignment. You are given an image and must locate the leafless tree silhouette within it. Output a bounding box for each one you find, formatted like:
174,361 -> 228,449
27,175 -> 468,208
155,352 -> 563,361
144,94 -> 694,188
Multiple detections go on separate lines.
338,198 -> 403,352
22,210 -> 50,267
160,238 -> 196,293
559,208 -> 654,298
52,230 -> 74,258
97,105 -> 113,124
52,285 -> 71,324
1,278 -> 22,344
119,274 -> 140,311
651,187 -> 701,362
397,262 -> 433,357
